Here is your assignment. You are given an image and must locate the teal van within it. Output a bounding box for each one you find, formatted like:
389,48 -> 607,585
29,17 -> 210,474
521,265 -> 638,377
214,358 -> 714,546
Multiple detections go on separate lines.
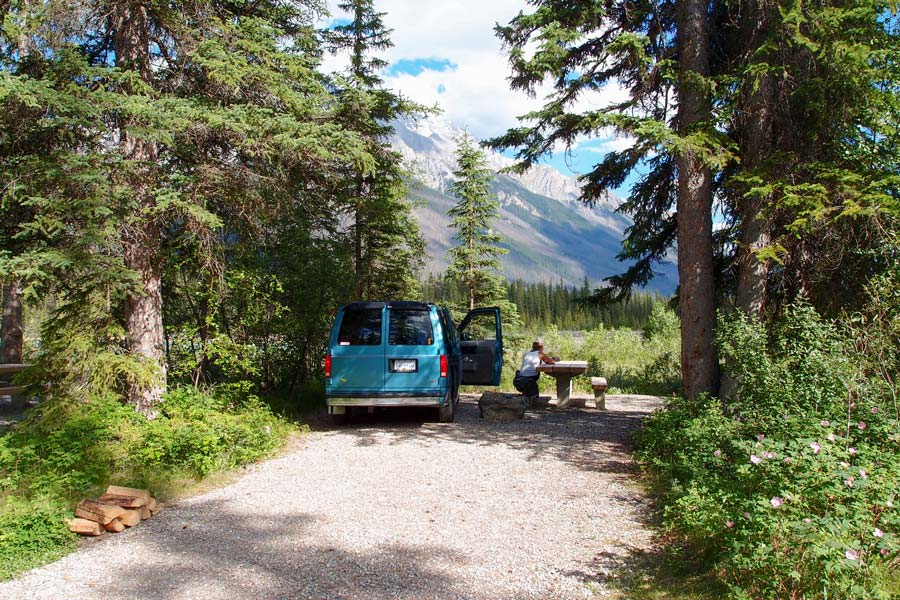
325,302 -> 503,423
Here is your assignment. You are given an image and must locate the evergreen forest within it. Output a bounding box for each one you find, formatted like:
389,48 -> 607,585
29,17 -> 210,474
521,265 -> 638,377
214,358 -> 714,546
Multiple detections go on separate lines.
0,0 -> 899,597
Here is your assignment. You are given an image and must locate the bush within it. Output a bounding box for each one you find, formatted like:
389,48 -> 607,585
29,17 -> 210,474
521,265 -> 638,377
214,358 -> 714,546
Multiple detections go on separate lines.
636,300 -> 900,599
0,385 -> 294,579
497,305 -> 682,397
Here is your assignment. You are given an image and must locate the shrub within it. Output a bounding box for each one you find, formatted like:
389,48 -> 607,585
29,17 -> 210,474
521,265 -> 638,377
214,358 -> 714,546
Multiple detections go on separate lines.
636,300 -> 900,599
0,385 -> 293,580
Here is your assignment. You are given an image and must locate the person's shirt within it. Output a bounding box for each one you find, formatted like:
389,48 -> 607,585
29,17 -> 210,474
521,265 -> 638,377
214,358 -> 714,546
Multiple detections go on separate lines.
520,350 -> 543,377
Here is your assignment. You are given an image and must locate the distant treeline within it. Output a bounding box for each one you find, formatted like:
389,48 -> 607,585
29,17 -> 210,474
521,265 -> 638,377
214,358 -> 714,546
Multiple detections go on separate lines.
420,274 -> 666,330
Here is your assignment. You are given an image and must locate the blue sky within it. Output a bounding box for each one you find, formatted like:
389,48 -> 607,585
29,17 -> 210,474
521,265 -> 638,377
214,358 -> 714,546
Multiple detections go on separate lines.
323,0 -> 636,196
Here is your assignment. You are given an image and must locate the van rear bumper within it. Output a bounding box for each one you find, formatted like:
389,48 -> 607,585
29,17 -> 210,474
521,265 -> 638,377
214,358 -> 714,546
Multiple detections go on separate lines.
326,394 -> 444,412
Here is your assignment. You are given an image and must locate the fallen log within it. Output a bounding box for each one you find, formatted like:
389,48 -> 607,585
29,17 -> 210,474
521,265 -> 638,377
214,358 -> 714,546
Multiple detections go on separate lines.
75,500 -> 126,525
68,518 -> 102,537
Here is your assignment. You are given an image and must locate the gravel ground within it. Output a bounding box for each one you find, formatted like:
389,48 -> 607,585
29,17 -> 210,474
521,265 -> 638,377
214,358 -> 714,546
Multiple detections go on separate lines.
0,394 -> 662,600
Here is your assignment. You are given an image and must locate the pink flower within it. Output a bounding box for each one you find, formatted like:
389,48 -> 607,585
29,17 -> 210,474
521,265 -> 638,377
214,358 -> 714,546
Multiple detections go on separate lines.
848,447 -> 857,455
860,469 -> 867,479
810,442 -> 821,454
750,454 -> 762,465
783,457 -> 793,464
770,497 -> 783,508
882,548 -> 890,557
872,407 -> 879,414
827,433 -> 836,442
757,434 -> 765,441
726,520 -> 734,528
874,528 -> 884,538
803,518 -> 812,524
764,452 -> 775,459
858,421 -> 867,430
714,449 -> 722,458
845,477 -> 855,487
846,549 -> 859,561
820,420 -> 830,427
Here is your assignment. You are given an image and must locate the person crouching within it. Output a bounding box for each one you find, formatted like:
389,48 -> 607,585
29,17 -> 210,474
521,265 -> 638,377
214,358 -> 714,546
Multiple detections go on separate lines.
513,339 -> 556,402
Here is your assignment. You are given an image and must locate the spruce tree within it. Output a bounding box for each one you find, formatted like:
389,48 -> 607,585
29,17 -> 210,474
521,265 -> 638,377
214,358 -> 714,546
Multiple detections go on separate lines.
446,133 -> 509,312
327,0 -> 426,301
0,1 -> 369,413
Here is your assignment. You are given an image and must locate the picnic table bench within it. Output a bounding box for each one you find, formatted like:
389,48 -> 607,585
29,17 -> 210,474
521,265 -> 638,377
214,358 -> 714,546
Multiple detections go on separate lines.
536,360 -> 588,408
0,363 -> 30,397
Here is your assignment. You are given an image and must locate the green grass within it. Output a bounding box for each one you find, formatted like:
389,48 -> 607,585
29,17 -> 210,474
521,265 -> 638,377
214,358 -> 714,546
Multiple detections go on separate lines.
0,385 -> 296,581
596,539 -> 727,599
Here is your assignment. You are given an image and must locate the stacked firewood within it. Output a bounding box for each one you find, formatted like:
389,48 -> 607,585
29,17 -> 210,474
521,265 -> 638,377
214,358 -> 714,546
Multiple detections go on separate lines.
67,485 -> 160,536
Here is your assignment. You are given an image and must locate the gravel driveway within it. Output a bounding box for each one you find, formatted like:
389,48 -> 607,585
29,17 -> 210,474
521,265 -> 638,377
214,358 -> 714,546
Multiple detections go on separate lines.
0,394 -> 662,600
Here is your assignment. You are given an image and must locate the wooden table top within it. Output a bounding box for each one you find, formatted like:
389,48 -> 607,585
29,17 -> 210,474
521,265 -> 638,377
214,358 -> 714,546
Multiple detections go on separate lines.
536,360 -> 588,376
0,363 -> 31,376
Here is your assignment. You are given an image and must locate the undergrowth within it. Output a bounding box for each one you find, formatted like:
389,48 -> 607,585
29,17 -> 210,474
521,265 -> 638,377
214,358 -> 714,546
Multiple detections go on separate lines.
635,293 -> 900,598
0,385 -> 294,580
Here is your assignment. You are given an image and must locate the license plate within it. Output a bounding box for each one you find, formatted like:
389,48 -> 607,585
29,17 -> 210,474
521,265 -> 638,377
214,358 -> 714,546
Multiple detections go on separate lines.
392,359 -> 417,373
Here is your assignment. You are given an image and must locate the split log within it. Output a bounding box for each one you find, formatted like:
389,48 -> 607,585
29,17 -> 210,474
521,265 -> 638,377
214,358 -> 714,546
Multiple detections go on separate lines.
139,505 -> 152,520
147,497 -> 159,515
104,485 -> 151,506
119,509 -> 142,527
103,518 -> 125,533
68,518 -> 102,537
99,493 -> 145,509
75,500 -> 126,525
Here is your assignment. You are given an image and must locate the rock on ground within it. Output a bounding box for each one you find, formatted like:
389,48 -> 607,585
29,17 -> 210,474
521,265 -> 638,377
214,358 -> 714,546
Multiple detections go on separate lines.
0,394 -> 663,600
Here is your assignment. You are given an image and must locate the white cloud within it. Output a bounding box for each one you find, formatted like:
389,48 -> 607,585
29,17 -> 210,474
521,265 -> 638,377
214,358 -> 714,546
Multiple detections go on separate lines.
323,1 -> 629,164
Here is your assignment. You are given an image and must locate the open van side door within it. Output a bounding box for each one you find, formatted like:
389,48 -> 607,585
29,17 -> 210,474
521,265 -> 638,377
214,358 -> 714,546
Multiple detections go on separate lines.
457,307 -> 503,386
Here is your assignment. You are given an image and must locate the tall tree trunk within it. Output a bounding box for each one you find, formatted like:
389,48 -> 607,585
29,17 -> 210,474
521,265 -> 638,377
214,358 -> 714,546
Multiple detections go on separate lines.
1,281 -> 24,364
113,2 -> 166,416
676,0 -> 719,399
734,3 -> 775,319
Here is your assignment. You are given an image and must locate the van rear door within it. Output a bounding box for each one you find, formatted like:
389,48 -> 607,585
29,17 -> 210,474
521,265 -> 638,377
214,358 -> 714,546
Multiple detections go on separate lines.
330,303 -> 385,392
457,307 -> 503,386
383,304 -> 441,395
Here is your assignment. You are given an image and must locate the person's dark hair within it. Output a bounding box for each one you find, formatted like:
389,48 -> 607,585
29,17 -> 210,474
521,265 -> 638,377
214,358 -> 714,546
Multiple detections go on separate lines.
532,342 -> 542,351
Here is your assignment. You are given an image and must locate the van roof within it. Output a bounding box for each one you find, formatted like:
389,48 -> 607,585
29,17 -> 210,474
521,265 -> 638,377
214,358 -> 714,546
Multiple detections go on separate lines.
342,301 -> 434,311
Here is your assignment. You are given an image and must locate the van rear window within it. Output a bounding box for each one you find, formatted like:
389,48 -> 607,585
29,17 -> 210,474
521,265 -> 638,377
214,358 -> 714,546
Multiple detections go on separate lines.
389,309 -> 434,346
338,308 -> 382,346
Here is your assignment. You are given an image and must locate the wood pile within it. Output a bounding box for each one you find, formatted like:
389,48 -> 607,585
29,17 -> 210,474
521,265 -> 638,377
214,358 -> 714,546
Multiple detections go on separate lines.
67,485 -> 160,537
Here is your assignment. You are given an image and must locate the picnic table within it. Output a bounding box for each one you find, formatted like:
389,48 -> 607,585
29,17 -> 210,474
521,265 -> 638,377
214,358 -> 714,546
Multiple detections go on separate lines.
536,360 -> 588,408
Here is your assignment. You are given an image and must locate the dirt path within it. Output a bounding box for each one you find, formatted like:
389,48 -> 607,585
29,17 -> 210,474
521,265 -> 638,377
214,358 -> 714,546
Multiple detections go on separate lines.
0,395 -> 662,600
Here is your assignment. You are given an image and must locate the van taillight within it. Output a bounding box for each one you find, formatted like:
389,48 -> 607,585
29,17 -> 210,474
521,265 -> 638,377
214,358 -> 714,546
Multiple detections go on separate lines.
325,354 -> 332,378
440,355 -> 448,378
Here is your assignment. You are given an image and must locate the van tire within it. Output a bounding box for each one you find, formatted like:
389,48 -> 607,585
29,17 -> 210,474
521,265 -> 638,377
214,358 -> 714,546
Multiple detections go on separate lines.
437,395 -> 455,423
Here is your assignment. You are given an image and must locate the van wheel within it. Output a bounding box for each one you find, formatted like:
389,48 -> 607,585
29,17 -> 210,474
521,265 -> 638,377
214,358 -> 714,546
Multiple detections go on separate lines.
331,409 -> 350,426
437,396 -> 455,423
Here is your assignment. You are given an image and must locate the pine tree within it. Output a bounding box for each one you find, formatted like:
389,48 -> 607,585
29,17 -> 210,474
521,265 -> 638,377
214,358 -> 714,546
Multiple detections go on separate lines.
446,133 -> 509,311
0,1 -> 369,413
327,0 -> 426,301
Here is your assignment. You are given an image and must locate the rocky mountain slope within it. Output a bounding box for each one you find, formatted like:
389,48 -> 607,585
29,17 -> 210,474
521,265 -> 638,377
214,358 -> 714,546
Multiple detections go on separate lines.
392,116 -> 677,293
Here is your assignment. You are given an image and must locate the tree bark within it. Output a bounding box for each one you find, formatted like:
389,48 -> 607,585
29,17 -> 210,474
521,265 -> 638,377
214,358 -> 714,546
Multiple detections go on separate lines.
1,281 -> 24,364
113,2 -> 166,416
676,0 -> 719,399
734,3 -> 775,319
